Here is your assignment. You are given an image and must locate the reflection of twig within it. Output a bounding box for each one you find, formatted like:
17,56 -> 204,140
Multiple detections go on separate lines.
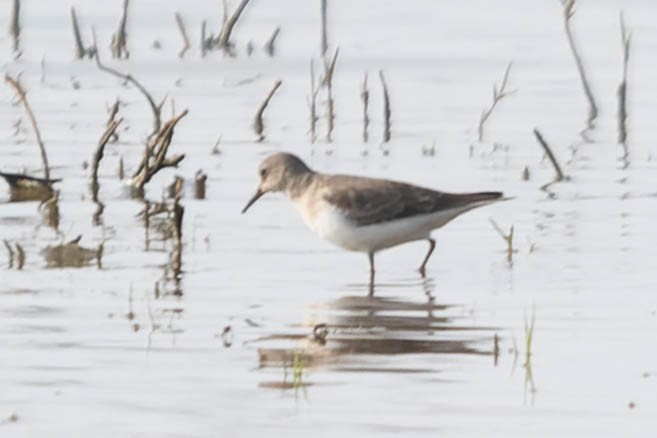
253,80 -> 282,142
561,0 -> 598,124
523,307 -> 536,405
618,12 -> 631,145
4,240 -> 15,269
174,12 -> 190,59
5,74 -> 51,181
533,129 -> 565,182
478,62 -> 515,142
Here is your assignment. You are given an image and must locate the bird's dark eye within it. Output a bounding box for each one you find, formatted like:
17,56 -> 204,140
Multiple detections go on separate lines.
260,168 -> 268,178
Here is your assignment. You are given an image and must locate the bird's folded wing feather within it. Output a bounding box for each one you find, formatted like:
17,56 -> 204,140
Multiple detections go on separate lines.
323,175 -> 492,227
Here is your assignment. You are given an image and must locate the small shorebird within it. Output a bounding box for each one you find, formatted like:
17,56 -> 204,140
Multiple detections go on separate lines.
242,153 -> 502,295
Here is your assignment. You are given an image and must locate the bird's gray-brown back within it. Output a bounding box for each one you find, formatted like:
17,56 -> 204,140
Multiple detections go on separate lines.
319,174 -> 502,226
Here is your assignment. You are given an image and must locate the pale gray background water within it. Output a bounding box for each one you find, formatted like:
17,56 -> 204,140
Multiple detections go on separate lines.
1,0 -> 657,436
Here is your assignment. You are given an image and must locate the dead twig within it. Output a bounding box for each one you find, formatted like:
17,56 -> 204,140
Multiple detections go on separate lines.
174,12 -> 190,59
111,0 -> 130,59
379,70 -> 391,143
320,0 -> 328,56
130,110 -> 188,192
253,80 -> 282,142
10,0 -> 20,54
264,26 -> 281,57
93,28 -> 162,136
308,60 -> 319,143
217,0 -> 252,55
361,73 -> 370,143
489,219 -> 515,265
561,0 -> 598,123
533,129 -> 565,182
91,118 -> 123,225
618,12 -> 631,145
70,7 -> 91,59
5,74 -> 51,181
323,48 -> 339,142
478,62 -> 515,142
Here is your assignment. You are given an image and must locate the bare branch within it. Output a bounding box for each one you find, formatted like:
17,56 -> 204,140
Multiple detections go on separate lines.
533,129 -> 565,182
93,28 -> 162,135
379,70 -> 391,143
478,62 -> 515,142
5,74 -> 51,181
174,12 -> 190,59
561,0 -> 598,123
253,80 -> 282,142
323,48 -> 339,142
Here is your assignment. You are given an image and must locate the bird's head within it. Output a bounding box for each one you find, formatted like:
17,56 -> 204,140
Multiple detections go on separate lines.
241,152 -> 311,213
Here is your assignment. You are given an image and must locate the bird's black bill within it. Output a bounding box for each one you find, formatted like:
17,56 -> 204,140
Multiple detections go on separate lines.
241,189 -> 264,214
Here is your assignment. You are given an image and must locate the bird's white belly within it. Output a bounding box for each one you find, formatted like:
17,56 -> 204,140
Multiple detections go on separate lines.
295,200 -> 470,253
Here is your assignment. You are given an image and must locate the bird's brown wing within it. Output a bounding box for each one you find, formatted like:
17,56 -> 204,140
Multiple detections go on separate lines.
322,175 -> 501,227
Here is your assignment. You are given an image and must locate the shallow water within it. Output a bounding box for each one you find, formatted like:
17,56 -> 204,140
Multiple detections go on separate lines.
1,0 -> 657,436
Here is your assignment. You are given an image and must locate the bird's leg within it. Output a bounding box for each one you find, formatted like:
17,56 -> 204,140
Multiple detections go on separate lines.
368,251 -> 375,297
418,238 -> 436,277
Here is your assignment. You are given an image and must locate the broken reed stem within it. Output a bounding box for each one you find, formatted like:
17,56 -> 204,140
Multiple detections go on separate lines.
194,170 -> 207,199
323,48 -> 339,142
533,129 -> 565,182
478,62 -> 515,142
489,219 -> 514,264
264,26 -> 281,57
174,12 -> 190,59
70,7 -> 86,59
618,12 -> 631,144
5,74 -> 51,181
253,80 -> 283,142
308,60 -> 319,143
111,0 -> 130,59
10,0 -> 20,53
217,0 -> 251,54
4,240 -> 14,269
561,0 -> 598,123
92,28 -> 162,136
379,70 -> 391,143
320,0 -> 328,56
361,73 -> 370,143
